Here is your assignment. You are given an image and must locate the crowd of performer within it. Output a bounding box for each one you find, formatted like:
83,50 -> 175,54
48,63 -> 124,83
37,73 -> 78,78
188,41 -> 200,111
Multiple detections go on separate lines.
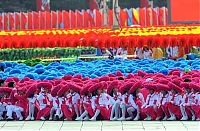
0,69 -> 200,121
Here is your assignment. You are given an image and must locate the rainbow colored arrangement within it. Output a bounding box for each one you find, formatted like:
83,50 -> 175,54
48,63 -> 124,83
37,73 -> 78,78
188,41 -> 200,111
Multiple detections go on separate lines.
0,58 -> 200,80
0,25 -> 199,48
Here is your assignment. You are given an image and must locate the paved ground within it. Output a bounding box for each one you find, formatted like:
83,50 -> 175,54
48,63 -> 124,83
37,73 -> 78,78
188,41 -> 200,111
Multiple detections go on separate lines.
0,121 -> 199,131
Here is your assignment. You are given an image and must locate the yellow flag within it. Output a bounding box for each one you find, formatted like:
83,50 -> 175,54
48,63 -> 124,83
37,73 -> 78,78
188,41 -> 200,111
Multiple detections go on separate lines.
133,8 -> 139,24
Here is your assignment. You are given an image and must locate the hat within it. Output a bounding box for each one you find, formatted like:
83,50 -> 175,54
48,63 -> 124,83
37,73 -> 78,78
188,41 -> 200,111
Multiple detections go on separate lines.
172,78 -> 182,87
189,83 -> 200,91
0,87 -> 12,93
68,82 -> 81,92
107,80 -> 118,95
99,76 -> 110,82
62,74 -> 72,80
73,74 -> 82,79
171,71 -> 181,76
116,71 -> 124,77
157,84 -> 170,91
51,84 -> 62,97
26,84 -> 37,97
57,85 -> 69,97
126,74 -> 134,79
88,83 -> 102,93
37,82 -> 53,90
182,75 -> 192,80
168,82 -> 183,93
72,78 -> 82,83
168,69 -> 181,75
108,74 -> 116,77
80,83 -> 93,95
143,83 -> 157,90
120,82 -> 134,94
129,81 -> 142,94
180,82 -> 191,89
17,87 -> 27,93
158,79 -> 169,84
137,70 -> 147,77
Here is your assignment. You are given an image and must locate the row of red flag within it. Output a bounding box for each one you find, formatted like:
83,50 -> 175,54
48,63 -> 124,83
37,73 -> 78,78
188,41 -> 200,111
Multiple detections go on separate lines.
0,7 -> 168,30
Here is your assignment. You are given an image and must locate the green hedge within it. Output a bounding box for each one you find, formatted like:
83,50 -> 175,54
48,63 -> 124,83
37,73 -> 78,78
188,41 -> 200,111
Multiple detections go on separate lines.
0,47 -> 96,61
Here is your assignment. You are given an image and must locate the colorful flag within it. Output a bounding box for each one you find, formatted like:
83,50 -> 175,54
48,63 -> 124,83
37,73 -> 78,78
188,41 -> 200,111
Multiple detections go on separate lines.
132,8 -> 139,25
127,9 -> 133,26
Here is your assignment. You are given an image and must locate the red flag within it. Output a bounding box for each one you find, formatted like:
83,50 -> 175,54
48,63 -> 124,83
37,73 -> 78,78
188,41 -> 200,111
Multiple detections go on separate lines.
46,11 -> 51,29
14,13 -> 20,30
39,11 -> 45,29
88,10 -> 95,27
165,8 -> 168,25
3,13 -> 8,30
152,8 -> 158,26
51,11 -> 57,28
57,11 -> 62,28
28,12 -> 33,29
62,10 -> 69,29
108,9 -> 113,27
94,9 -> 102,27
158,8 -> 164,25
139,8 -> 145,26
83,10 -> 89,28
8,13 -> 14,30
20,12 -> 27,29
76,10 -> 83,28
33,11 -> 39,29
69,10 -> 76,28
119,9 -> 128,27
0,15 -> 2,29
146,8 -> 151,26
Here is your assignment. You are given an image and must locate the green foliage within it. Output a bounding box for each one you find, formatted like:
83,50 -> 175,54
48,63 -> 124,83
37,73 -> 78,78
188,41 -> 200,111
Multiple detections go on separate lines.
0,47 -> 96,61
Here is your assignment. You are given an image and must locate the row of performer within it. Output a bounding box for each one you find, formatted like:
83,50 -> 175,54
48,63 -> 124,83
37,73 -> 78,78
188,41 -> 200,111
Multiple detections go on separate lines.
0,76 -> 200,121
